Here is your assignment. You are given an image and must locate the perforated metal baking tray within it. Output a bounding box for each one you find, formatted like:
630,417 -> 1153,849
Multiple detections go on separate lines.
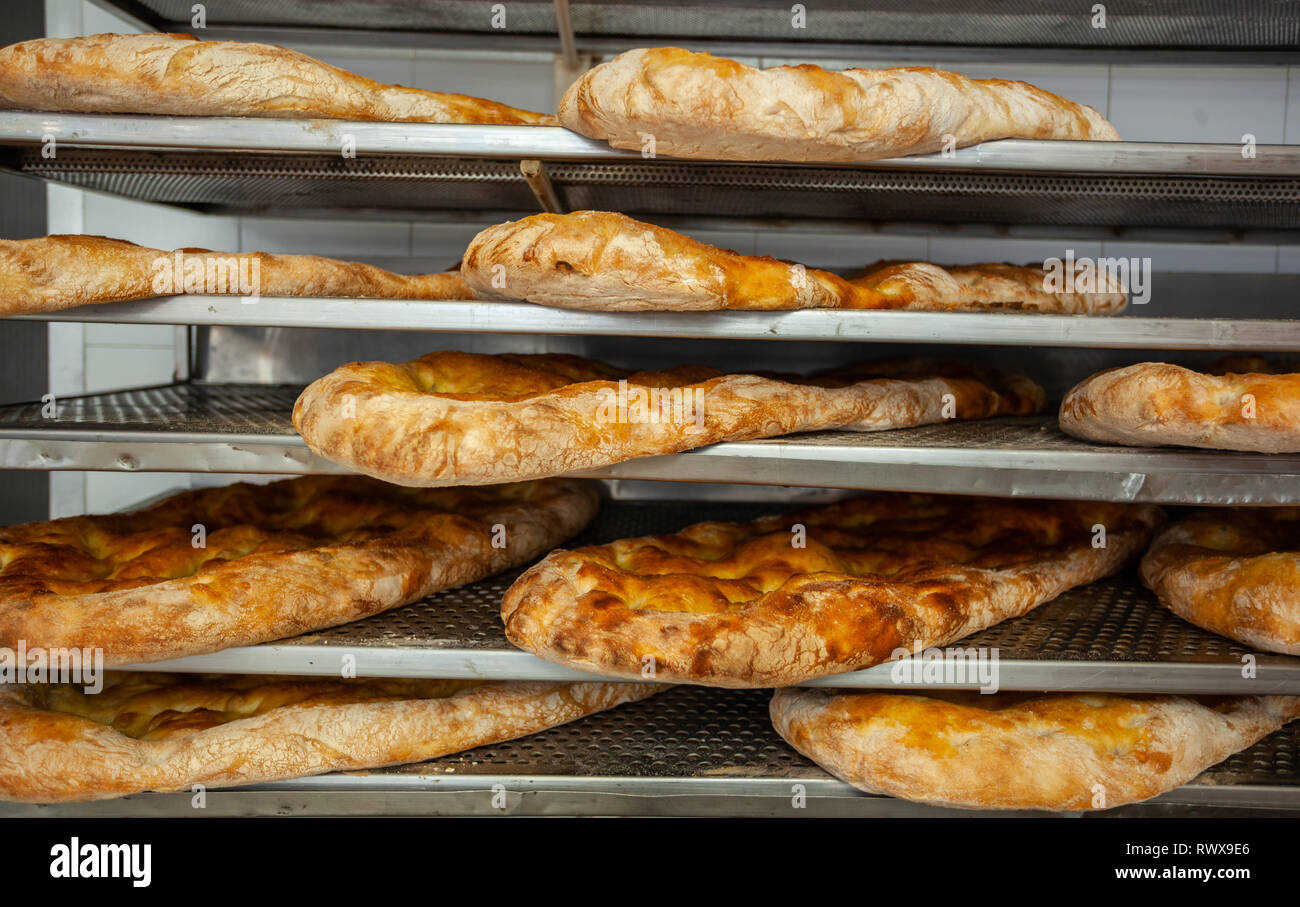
102,0 -> 1300,51
3,383 -> 1300,506
89,498 -> 1295,693
6,686 -> 1298,817
19,296 -> 1300,352
4,116 -> 1299,229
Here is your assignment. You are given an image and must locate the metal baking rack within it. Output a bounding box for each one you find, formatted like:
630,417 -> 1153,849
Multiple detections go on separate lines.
7,3 -> 1300,816
5,686 -> 1297,817
3,115 -> 1300,232
4,384 -> 1300,505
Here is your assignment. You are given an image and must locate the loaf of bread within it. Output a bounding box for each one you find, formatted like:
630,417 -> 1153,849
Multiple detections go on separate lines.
0,33 -> 554,125
560,47 -> 1118,161
463,211 -> 1127,313
0,234 -> 475,316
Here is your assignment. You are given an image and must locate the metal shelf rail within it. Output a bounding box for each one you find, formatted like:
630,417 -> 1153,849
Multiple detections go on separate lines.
4,116 -> 1299,229
5,687 -> 1297,817
4,384 -> 1299,505
16,296 -> 1300,351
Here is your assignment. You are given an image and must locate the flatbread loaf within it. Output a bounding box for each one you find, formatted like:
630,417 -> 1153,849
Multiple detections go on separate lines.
0,672 -> 659,802
0,32 -> 553,124
559,47 -> 1118,162
462,211 -> 1126,314
771,687 -> 1300,810
293,351 -> 1045,486
0,475 -> 597,665
502,493 -> 1162,687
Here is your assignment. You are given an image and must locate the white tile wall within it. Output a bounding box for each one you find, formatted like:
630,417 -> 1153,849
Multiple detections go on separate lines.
1109,65 -> 1290,143
30,1 -> 1299,517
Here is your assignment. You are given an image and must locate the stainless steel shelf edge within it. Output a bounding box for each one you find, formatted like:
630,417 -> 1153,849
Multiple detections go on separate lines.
2,777 -> 1291,818
4,114 -> 1298,175
6,424 -> 1300,505
18,296 -> 1300,350
122,647 -> 1300,694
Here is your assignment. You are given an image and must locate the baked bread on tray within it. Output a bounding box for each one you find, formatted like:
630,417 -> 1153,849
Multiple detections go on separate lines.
0,672 -> 659,803
559,47 -> 1118,162
0,32 -> 553,124
0,475 -> 597,665
293,351 -> 1045,486
462,211 -> 1127,314
501,493 -> 1162,687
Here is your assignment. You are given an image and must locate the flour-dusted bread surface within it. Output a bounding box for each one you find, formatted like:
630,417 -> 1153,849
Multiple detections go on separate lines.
293,351 -> 1045,487
0,672 -> 660,802
462,211 -> 1126,313
1060,361 -> 1300,453
1142,509 -> 1300,655
771,688 -> 1300,810
0,476 -> 598,665
559,47 -> 1118,162
0,33 -> 554,124
0,235 -> 475,317
502,494 -> 1163,687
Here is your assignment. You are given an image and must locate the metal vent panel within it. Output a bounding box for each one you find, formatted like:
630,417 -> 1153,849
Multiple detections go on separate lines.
122,0 -> 1300,48
13,145 -> 1300,228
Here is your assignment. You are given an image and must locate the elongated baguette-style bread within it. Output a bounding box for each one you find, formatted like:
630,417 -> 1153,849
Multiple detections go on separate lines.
0,235 -> 475,316
559,47 -> 1118,162
0,33 -> 554,124
463,211 -> 1127,313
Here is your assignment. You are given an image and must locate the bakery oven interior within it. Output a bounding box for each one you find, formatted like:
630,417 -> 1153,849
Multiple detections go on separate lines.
2,0 -> 1300,818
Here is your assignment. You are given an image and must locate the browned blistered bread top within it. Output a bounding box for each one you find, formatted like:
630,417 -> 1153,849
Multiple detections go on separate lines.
293,351 -> 1046,487
462,211 -> 1126,313
770,687 -> 1300,810
501,494 -> 1163,687
559,47 -> 1118,162
0,475 -> 598,665
1059,361 -> 1300,453
0,33 -> 554,124
0,234 -> 475,317
1141,508 -> 1300,656
0,672 -> 660,802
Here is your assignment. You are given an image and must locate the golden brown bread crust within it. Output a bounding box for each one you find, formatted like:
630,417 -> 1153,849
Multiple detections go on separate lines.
770,688 -> 1300,810
0,33 -> 554,124
1060,362 -> 1300,453
501,494 -> 1163,687
463,212 -> 1126,314
0,672 -> 660,802
293,351 -> 1046,487
559,47 -> 1118,162
0,235 -> 475,317
1141,509 -> 1300,655
0,475 -> 598,665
